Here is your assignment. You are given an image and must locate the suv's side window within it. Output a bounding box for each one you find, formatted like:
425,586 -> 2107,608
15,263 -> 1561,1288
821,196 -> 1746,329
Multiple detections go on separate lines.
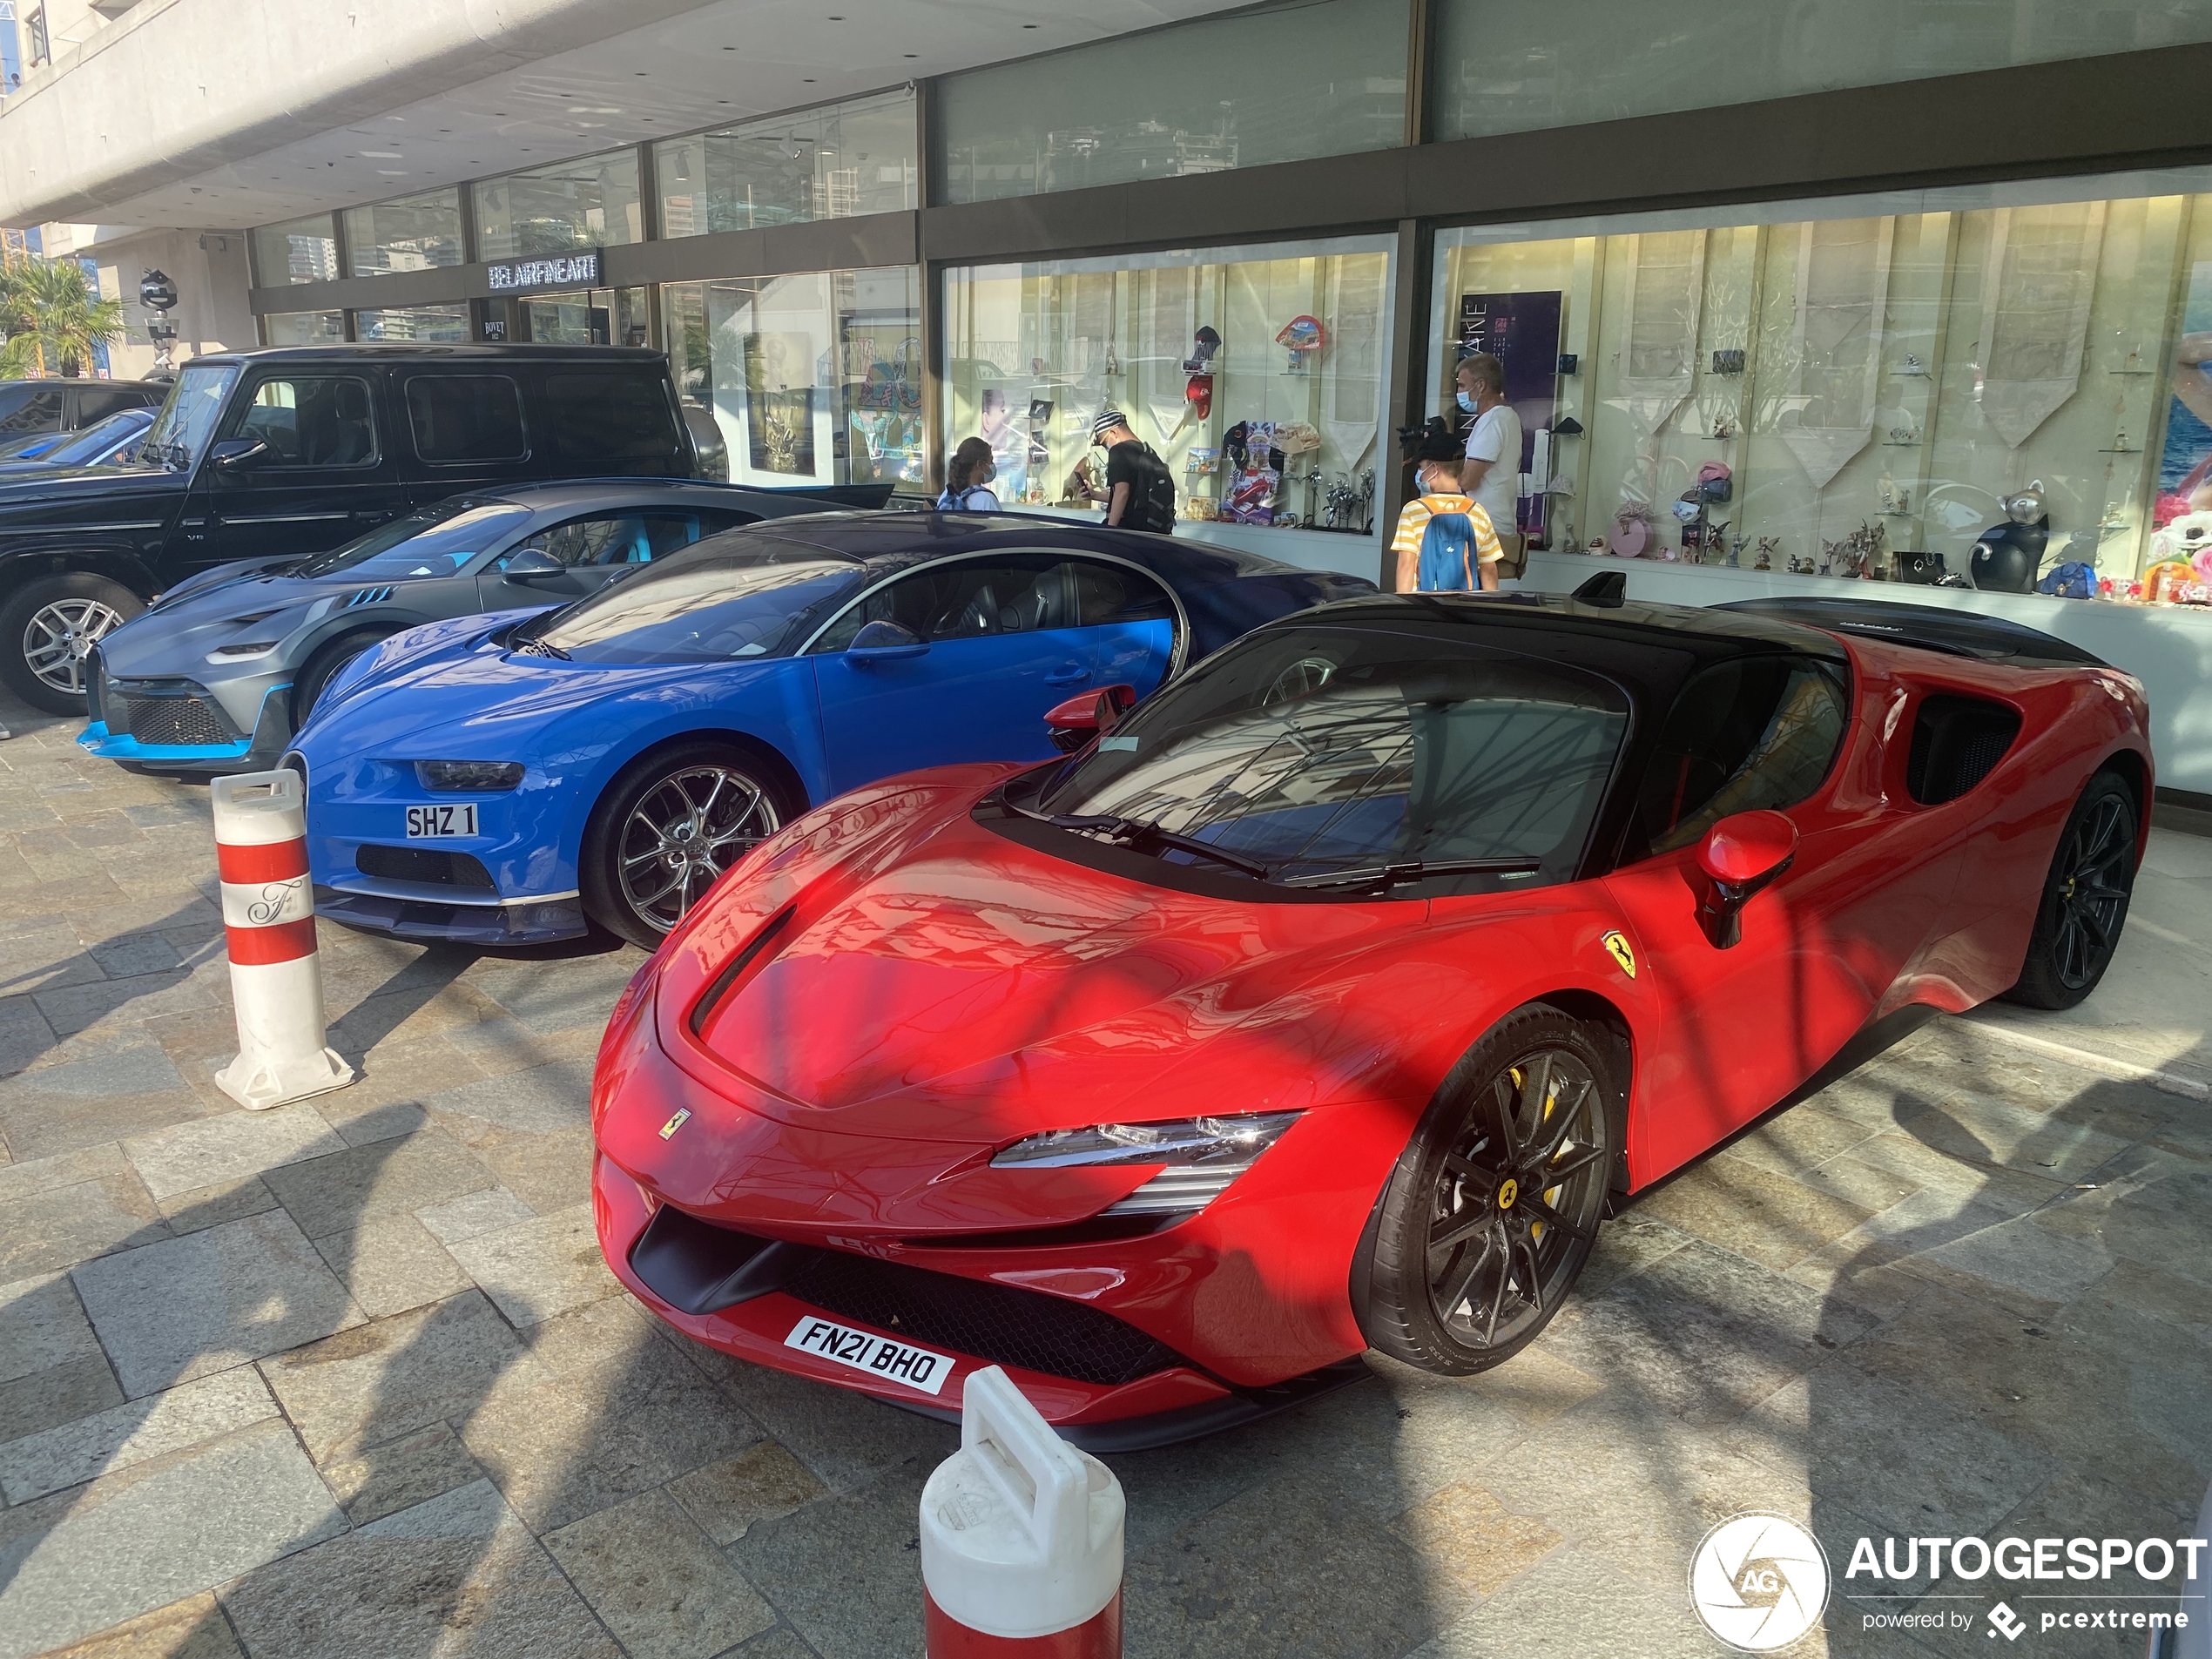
543,374 -> 684,463
77,387 -> 150,422
233,376 -> 379,467
1622,656 -> 1851,861
407,375 -> 526,462
497,509 -> 720,570
0,385 -> 65,435
808,555 -> 1076,652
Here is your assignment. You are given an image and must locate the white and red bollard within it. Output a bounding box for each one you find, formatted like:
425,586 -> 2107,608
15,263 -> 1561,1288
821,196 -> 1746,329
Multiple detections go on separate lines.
921,1366 -> 1125,1657
210,770 -> 354,1111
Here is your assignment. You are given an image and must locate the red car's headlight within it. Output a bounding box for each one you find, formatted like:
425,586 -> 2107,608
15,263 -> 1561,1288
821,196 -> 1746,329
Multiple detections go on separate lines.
989,1111 -> 1301,1216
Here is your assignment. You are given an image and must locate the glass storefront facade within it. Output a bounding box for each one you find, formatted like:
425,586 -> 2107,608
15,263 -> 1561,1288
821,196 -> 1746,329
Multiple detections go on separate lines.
1432,0 -> 2212,144
354,304 -> 470,342
344,190 -> 464,277
934,0 -> 1407,205
520,287 -> 651,346
1429,170 -> 2212,597
261,309 -> 345,346
475,152 -> 643,261
656,88 -> 915,235
941,237 -> 1393,568
250,214 -> 338,287
661,266 -> 922,491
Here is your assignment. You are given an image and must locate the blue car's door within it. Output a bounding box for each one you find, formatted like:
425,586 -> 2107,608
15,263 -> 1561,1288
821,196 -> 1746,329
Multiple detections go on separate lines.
808,551 -> 1178,797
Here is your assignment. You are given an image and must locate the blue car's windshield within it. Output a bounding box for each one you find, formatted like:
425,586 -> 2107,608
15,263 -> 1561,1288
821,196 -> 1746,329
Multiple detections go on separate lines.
530,534 -> 862,664
44,411 -> 153,468
298,500 -> 532,579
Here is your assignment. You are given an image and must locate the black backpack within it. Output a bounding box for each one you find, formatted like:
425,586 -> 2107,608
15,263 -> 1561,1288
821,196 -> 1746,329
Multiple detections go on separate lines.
1123,442 -> 1178,533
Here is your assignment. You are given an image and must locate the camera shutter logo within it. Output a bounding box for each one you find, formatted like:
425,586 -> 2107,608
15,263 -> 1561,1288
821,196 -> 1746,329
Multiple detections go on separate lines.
1689,1513 -> 1831,1651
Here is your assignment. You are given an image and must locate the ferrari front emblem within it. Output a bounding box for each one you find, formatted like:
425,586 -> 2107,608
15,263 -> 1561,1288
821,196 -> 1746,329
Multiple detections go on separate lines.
1602,931 -> 1636,979
658,1108 -> 691,1140
1496,1177 -> 1519,1211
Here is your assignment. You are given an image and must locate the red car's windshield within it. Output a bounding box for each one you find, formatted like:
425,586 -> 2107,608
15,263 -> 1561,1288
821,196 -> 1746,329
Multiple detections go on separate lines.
1029,624 -> 1629,893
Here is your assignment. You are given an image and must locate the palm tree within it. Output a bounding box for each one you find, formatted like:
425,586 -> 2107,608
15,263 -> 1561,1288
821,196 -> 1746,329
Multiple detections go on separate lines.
0,257 -> 127,378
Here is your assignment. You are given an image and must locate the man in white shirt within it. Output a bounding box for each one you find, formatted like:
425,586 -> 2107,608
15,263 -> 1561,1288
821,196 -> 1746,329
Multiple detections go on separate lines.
1456,353 -> 1524,577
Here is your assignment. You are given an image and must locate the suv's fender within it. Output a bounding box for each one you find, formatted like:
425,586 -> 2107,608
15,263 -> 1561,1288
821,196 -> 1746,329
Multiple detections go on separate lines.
0,543 -> 163,602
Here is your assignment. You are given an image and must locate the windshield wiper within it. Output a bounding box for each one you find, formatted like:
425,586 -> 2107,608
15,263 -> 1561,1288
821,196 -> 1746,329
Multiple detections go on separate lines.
1043,813 -> 1275,880
1280,857 -> 1545,891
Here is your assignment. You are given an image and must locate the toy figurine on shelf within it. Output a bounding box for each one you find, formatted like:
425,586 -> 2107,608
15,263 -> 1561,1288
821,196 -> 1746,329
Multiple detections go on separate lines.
1710,414 -> 1737,440
1823,520 -> 1883,579
1728,533 -> 1746,569
1754,536 -> 1778,571
1789,550 -> 1817,575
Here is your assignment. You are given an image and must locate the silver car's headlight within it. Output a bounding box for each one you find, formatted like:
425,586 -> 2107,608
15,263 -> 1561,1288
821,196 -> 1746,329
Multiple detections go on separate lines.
206,640 -> 280,661
989,1111 -> 1300,1216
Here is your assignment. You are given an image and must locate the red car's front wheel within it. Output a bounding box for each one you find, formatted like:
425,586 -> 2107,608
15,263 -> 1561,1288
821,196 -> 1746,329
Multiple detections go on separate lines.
1361,1005 -> 1621,1374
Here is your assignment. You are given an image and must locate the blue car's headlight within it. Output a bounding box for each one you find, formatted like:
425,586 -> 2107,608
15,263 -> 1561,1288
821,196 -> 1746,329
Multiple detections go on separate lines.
415,760 -> 525,792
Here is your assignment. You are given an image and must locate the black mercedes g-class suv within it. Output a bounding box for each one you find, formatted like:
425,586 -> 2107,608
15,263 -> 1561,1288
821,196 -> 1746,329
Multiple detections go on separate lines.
0,344 -> 700,711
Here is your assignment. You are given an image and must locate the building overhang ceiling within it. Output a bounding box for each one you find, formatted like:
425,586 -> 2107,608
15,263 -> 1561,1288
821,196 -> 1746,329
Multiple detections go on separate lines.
1,0 -> 1229,230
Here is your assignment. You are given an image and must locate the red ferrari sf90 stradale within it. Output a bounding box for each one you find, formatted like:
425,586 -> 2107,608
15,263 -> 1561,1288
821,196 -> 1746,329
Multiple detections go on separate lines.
590,587 -> 2149,1449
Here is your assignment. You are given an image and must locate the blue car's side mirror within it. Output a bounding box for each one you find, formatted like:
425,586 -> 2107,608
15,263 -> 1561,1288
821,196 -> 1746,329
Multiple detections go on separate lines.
846,619 -> 929,663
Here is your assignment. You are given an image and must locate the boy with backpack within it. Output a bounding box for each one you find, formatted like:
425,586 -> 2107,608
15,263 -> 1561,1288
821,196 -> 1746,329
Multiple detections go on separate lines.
1089,410 -> 1178,533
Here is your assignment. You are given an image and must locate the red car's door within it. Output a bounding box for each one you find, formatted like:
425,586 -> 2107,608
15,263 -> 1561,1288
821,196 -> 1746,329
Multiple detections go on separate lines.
1597,651 -> 1958,1183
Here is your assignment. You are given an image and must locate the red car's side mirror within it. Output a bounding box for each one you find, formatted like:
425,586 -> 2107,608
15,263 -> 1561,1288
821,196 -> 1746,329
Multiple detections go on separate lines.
1045,683 -> 1137,754
1695,809 -> 1798,948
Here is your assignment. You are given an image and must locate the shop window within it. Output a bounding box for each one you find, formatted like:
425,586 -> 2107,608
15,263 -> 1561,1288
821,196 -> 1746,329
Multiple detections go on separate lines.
935,0 -> 1406,206
234,377 -> 378,468
343,190 -> 463,278
662,266 -> 923,494
522,288 -> 647,346
250,216 -> 339,287
1433,174 -> 2212,602
354,305 -> 469,343
941,235 -> 1393,571
543,374 -> 684,463
1623,657 -> 1850,861
1905,695 -> 2020,806
261,311 -> 345,347
407,375 -> 527,463
657,89 -> 916,237
1433,0 -> 2212,145
475,151 -> 642,262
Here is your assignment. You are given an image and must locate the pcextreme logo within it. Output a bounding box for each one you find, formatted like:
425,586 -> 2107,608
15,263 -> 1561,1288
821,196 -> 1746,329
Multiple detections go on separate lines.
1689,1513 -> 1831,1651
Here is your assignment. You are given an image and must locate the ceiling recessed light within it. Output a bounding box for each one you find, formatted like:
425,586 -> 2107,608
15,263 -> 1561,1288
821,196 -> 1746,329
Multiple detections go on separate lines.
903,52 -> 917,57
803,78 -> 815,83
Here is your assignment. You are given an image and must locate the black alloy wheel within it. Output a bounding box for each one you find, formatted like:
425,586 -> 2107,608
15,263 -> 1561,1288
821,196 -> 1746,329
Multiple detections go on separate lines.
582,741 -> 791,948
1362,1005 -> 1620,1373
2004,771 -> 2138,1010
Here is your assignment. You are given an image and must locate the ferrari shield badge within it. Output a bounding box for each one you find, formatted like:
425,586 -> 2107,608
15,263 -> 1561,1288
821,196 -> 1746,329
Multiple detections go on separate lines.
1602,931 -> 1637,979
658,1108 -> 691,1140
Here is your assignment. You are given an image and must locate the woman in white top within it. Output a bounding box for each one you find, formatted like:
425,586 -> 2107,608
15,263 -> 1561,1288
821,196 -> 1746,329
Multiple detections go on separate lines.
937,436 -> 1001,511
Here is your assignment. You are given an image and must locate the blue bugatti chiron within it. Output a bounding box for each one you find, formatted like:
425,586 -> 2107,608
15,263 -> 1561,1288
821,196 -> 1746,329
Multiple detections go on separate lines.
290,513 -> 1374,947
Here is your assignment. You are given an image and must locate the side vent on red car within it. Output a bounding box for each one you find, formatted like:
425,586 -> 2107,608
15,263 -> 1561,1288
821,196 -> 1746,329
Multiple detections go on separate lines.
687,907 -> 796,1036
1905,694 -> 2021,806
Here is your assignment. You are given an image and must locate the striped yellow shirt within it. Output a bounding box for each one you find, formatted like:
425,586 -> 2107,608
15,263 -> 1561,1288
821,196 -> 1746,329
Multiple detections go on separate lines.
1389,493 -> 1503,590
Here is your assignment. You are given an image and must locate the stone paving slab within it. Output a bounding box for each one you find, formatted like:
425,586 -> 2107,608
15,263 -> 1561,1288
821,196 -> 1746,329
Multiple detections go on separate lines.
0,1419 -> 344,1658
0,693 -> 2207,1659
71,1210 -> 364,1399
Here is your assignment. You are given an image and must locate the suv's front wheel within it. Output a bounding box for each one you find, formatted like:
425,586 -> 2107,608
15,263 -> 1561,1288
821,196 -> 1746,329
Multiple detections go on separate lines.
0,573 -> 145,714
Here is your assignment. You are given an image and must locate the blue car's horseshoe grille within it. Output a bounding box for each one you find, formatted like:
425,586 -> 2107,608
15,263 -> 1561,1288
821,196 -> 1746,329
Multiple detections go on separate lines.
355,844 -> 497,890
124,695 -> 231,747
779,1248 -> 1190,1387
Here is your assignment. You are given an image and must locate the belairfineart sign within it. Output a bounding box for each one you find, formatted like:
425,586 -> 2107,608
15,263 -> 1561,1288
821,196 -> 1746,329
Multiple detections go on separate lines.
485,251 -> 603,294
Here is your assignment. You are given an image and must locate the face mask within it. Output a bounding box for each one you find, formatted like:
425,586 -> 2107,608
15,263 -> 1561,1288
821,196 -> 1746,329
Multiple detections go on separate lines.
1456,390 -> 1479,415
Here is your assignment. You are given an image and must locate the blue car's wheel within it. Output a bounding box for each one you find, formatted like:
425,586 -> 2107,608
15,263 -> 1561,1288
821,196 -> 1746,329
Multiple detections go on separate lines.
582,740 -> 792,948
